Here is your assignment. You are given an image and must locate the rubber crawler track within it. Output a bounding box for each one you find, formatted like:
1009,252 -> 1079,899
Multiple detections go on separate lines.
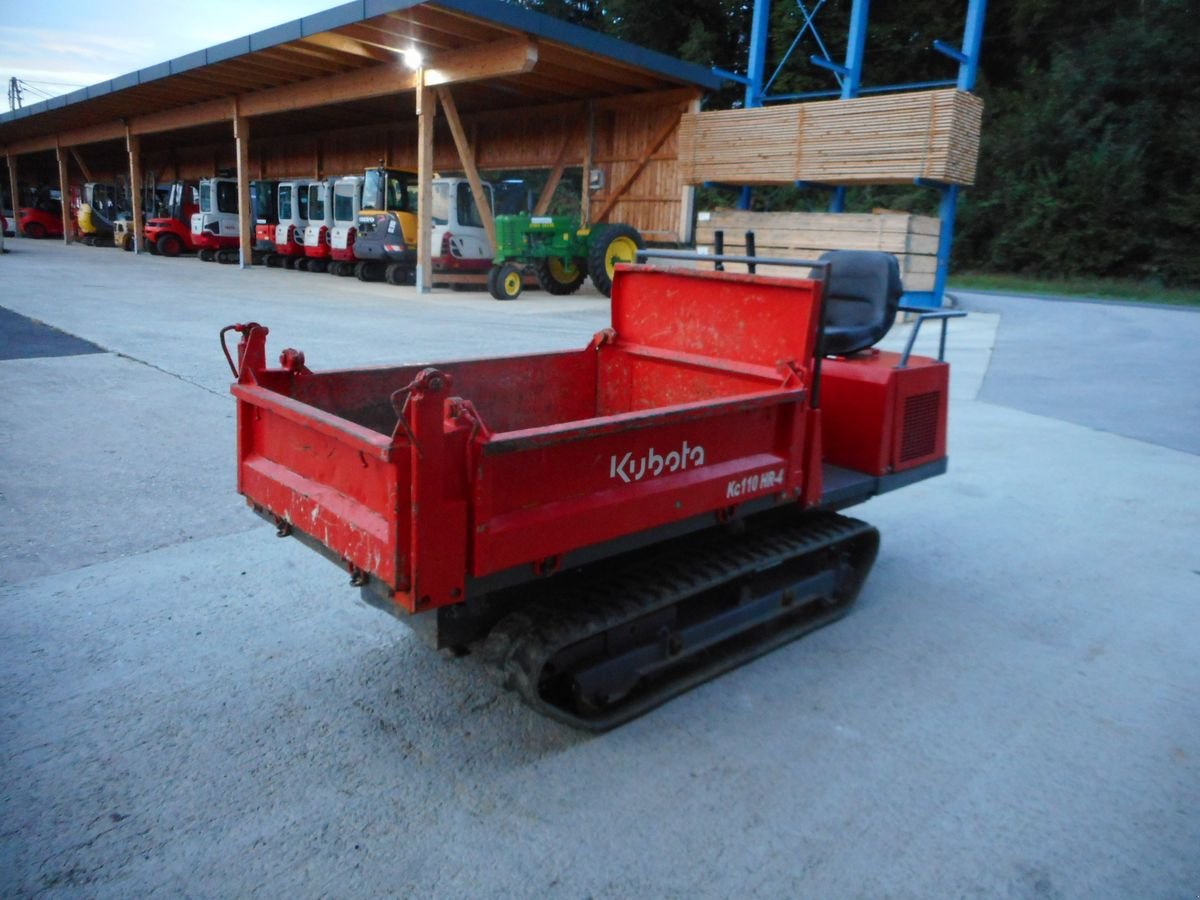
483,511 -> 880,731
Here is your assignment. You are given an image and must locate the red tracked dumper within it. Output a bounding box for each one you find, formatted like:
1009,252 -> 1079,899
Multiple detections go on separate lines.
225,250 -> 960,730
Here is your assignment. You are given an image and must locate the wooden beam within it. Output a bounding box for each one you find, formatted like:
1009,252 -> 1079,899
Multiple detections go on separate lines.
131,98 -> 234,137
580,101 -> 594,227
592,113 -> 681,225
533,106 -> 586,216
126,127 -> 144,253
240,36 -> 536,119
234,113 -> 252,268
54,145 -> 72,243
415,70 -> 436,293
593,87 -> 702,113
7,121 -> 125,155
7,154 -> 22,237
70,149 -> 94,183
436,86 -> 495,251
425,36 -> 538,85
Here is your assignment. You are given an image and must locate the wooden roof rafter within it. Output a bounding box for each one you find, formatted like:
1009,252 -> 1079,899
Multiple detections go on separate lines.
298,33 -> 394,64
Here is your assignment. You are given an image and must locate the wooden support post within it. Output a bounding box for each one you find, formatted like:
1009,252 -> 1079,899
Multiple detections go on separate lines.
126,127 -> 144,253
678,97 -> 701,243
416,70 -> 436,293
234,111 -> 252,269
436,86 -> 496,251
533,107 -> 587,217
70,149 -> 94,183
592,113 -> 681,225
6,154 -> 22,238
55,145 -> 72,244
580,102 -> 594,228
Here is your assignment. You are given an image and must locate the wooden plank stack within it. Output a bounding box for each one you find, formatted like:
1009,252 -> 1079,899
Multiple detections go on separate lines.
678,89 -> 983,187
694,209 -> 941,292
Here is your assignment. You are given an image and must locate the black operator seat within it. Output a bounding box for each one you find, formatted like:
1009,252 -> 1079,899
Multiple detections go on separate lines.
819,250 -> 903,355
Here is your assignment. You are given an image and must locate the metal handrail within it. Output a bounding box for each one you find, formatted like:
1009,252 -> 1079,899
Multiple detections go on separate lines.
635,248 -> 830,280
896,307 -> 967,367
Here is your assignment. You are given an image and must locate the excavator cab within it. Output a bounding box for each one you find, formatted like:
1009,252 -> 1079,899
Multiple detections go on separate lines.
328,175 -> 366,274
190,177 -> 240,261
251,180 -> 280,258
352,168 -> 419,284
299,179 -> 337,271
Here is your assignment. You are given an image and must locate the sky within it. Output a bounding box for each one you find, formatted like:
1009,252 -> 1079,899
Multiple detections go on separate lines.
2,0 -> 339,108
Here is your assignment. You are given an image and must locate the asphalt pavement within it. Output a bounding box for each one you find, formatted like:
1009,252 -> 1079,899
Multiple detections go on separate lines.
1,239 -> 1197,898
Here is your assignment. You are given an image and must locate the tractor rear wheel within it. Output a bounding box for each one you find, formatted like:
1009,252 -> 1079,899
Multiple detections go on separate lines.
307,259 -> 327,273
157,233 -> 183,257
587,224 -> 644,297
281,256 -> 296,270
384,263 -> 411,286
488,262 -> 524,301
296,258 -> 310,272
535,257 -> 587,295
199,249 -> 215,262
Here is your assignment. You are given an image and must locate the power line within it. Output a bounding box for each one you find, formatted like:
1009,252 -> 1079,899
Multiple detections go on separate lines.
20,79 -> 86,88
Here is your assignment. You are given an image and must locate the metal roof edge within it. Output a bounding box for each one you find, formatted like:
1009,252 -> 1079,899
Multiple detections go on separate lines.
0,0 -> 716,130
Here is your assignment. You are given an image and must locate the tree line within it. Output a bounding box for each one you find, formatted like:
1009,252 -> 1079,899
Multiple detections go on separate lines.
520,0 -> 1199,286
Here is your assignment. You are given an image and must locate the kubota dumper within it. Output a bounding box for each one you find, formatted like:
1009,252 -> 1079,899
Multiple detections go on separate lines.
224,251 -> 960,730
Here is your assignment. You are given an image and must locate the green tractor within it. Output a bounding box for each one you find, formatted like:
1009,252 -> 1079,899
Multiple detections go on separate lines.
487,213 -> 644,301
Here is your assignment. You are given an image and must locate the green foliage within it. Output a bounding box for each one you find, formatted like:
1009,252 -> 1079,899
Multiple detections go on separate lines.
515,0 -> 1199,286
956,2 -> 1200,285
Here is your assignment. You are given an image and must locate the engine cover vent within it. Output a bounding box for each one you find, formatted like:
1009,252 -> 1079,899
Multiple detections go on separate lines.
900,391 -> 940,462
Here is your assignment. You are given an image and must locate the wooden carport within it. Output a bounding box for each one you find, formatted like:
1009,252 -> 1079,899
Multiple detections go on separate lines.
0,0 -> 720,289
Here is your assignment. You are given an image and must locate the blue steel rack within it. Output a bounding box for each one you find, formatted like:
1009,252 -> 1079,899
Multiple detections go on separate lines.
711,0 -> 987,309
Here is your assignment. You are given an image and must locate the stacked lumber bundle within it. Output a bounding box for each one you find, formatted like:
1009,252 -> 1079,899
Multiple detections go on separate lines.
678,89 -> 983,187
694,209 -> 941,292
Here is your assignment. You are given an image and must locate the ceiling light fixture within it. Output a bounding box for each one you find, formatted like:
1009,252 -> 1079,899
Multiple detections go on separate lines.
401,47 -> 423,70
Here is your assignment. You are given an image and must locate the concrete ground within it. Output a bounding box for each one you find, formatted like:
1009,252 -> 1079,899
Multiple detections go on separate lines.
1,239 -> 1197,898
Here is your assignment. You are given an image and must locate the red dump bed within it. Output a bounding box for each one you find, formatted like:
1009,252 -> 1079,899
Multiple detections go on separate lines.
229,264 -> 948,615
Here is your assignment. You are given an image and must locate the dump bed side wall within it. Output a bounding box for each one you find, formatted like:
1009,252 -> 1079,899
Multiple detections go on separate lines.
471,391 -> 808,576
236,382 -> 408,589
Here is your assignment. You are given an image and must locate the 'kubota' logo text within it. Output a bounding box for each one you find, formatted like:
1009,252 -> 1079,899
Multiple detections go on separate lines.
610,441 -> 705,483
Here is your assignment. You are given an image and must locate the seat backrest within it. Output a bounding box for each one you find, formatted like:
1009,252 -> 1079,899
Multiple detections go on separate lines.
819,250 -> 903,355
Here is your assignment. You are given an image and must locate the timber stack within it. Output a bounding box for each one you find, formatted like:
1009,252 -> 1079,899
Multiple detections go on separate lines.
694,210 -> 941,291
678,88 -> 983,187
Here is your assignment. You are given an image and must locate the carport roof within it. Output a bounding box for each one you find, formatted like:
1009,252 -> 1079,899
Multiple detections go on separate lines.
0,0 -> 721,152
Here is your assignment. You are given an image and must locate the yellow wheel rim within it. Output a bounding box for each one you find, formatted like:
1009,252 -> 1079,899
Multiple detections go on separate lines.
605,236 -> 639,278
547,256 -> 579,283
503,271 -> 522,296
